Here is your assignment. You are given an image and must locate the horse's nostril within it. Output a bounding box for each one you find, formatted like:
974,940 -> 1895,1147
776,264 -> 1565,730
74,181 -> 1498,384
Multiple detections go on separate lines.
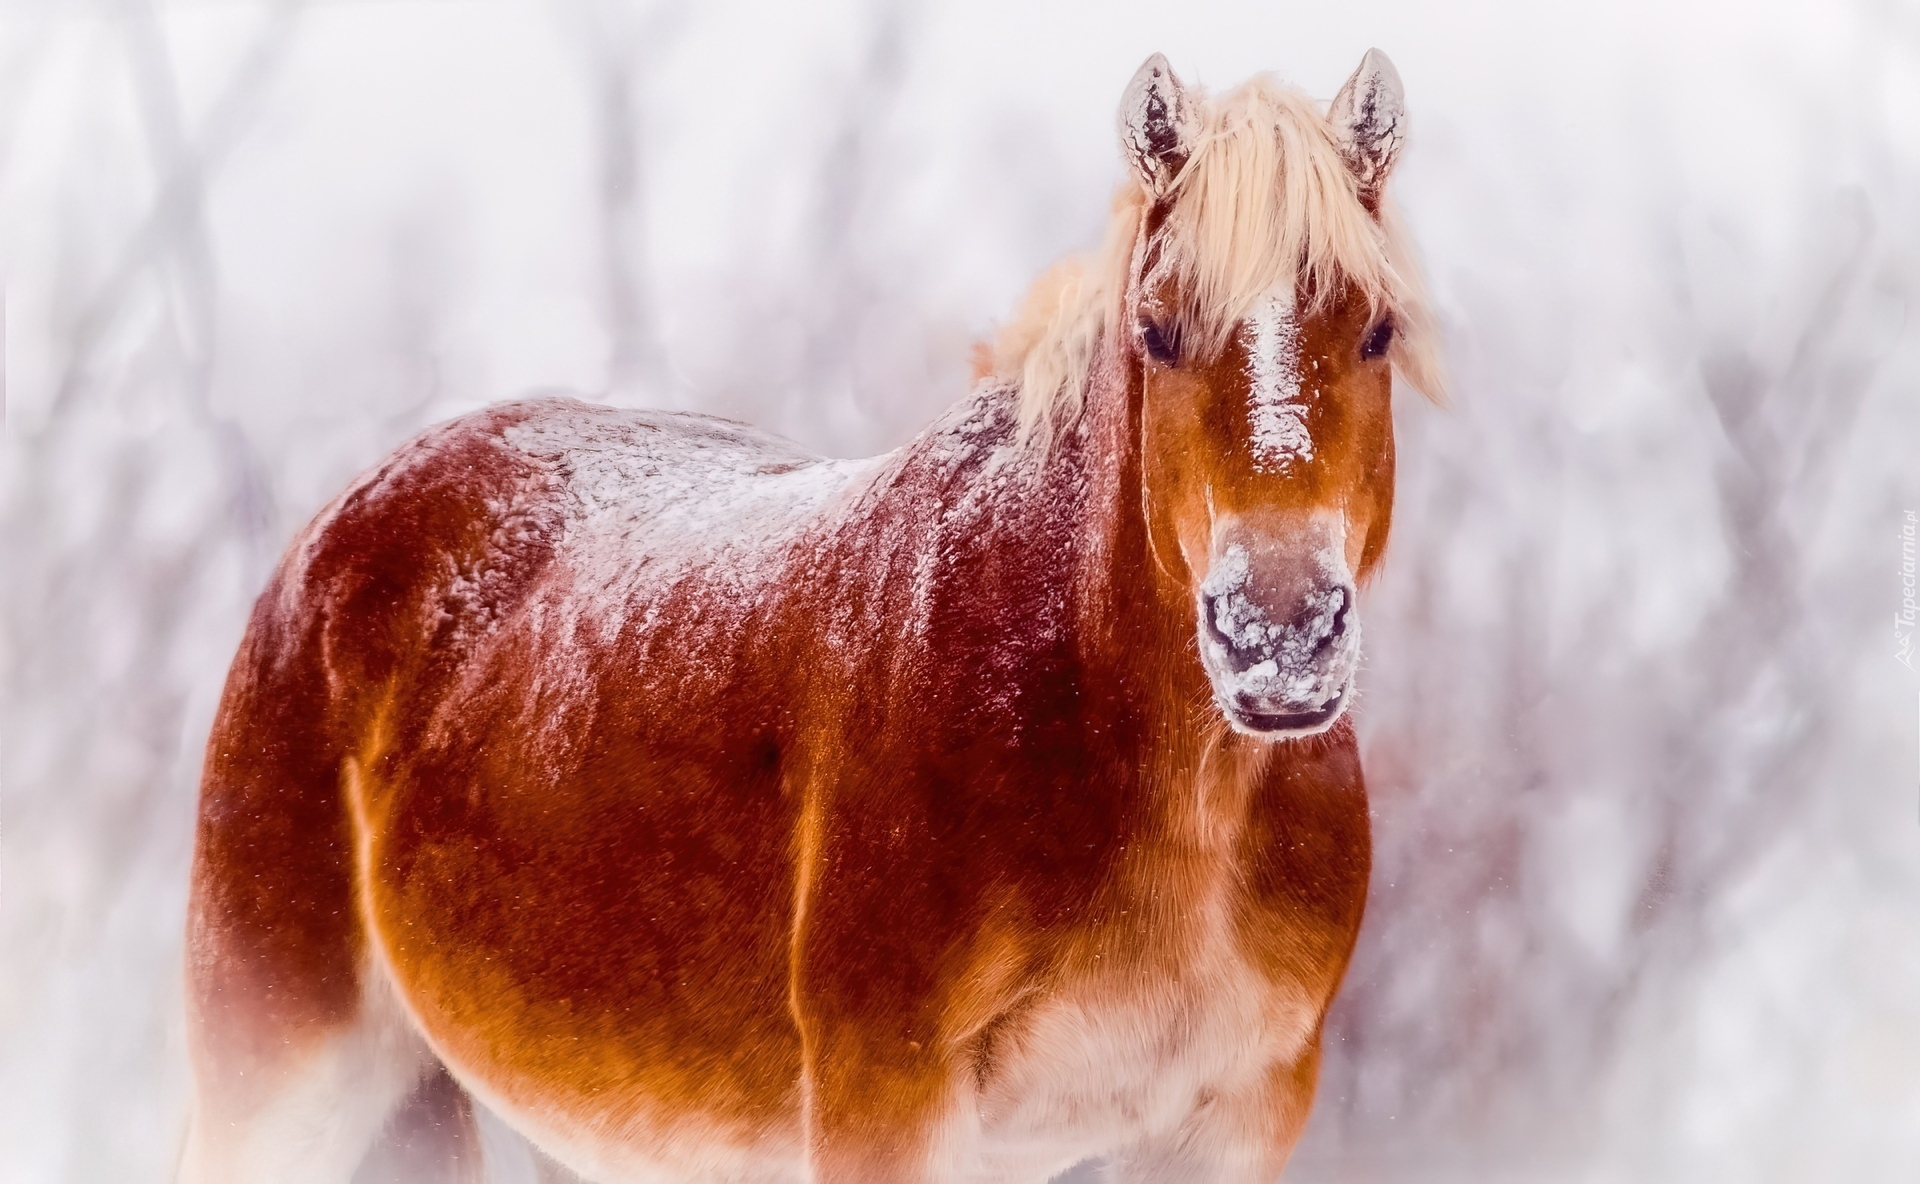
1308,586 -> 1353,660
1203,584 -> 1355,675
1200,594 -> 1253,669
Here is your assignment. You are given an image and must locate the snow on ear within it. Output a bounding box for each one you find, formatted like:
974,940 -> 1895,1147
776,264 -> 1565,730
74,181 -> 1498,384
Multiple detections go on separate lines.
1328,48 -> 1405,209
1119,53 -> 1197,197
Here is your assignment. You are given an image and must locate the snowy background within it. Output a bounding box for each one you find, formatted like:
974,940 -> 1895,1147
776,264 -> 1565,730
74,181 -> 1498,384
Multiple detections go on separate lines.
4,0 -> 1919,1180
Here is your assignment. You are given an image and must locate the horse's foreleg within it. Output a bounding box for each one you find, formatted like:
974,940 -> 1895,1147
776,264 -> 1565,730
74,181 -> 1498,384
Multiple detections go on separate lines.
1104,1041 -> 1322,1184
796,1017 -> 971,1184
792,835 -> 971,1184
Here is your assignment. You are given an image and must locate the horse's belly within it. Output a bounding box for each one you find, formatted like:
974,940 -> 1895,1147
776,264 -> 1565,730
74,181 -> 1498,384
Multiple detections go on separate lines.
362,746 -> 808,1181
382,938 -> 806,1184
444,1068 -> 806,1184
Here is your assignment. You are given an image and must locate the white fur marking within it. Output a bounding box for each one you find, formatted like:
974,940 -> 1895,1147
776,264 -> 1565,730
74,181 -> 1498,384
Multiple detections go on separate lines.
1242,291 -> 1310,470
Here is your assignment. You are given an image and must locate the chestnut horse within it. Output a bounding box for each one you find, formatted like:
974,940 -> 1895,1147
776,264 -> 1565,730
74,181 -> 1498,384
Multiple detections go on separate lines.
183,51 -> 1442,1184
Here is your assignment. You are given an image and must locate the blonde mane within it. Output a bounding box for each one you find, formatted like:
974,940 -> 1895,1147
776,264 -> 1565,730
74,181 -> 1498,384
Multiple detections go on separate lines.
981,76 -> 1446,441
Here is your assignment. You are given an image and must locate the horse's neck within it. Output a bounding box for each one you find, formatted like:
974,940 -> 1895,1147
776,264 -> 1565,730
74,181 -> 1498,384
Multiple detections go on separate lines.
1056,351 -> 1188,681
987,366 -> 1280,846
912,359 -> 1196,725
854,373 -> 1274,856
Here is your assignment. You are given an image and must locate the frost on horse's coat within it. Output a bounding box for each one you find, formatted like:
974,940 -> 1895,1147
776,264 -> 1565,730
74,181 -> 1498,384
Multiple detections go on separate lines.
183,51 -> 1439,1184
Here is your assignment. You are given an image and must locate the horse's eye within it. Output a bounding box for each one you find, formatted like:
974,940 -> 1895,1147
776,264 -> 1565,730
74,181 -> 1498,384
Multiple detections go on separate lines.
1141,321 -> 1179,365
1360,316 -> 1395,361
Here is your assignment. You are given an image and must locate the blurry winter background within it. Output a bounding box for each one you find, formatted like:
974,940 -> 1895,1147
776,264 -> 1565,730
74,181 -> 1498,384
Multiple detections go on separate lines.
4,0 -> 1918,1180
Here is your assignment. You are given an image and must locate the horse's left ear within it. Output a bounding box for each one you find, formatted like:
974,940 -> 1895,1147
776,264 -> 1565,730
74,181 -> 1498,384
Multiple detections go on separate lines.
1328,48 -> 1406,210
1119,53 -> 1198,198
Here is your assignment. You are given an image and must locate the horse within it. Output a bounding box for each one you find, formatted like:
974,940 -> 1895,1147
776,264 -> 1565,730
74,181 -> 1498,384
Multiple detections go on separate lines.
181,49 -> 1443,1184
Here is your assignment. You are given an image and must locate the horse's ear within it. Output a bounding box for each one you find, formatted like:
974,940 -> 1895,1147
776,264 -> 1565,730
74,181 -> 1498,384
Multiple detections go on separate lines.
1327,48 -> 1406,210
1119,53 -> 1197,198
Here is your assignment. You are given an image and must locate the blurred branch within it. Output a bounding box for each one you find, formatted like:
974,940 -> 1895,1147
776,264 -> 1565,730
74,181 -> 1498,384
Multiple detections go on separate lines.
51,0 -> 303,579
116,0 -> 218,402
9,0 -> 309,857
54,0 -> 303,427
0,0 -> 60,182
796,0 -> 917,403
564,0 -> 689,399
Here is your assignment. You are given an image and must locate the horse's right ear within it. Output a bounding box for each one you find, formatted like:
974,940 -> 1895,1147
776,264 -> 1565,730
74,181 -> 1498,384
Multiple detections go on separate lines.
1119,54 -> 1197,198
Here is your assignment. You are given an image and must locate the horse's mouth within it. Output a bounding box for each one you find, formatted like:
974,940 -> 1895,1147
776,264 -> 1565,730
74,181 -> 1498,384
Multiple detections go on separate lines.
1222,682 -> 1348,738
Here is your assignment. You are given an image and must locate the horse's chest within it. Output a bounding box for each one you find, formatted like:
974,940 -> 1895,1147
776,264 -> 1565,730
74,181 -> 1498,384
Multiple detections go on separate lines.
971,923 -> 1319,1161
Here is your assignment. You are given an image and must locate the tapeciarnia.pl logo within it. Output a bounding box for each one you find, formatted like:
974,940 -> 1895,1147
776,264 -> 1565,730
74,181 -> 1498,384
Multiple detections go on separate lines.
1898,510 -> 1917,671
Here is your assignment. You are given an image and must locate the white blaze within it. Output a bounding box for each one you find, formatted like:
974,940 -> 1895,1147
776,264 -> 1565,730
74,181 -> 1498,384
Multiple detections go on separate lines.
1243,290 -> 1311,470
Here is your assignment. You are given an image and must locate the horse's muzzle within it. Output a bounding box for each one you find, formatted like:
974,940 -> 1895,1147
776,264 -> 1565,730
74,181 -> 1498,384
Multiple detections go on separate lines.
1196,540 -> 1359,739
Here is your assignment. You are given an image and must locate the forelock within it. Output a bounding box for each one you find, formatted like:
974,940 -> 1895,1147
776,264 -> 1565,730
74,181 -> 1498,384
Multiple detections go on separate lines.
1000,72 -> 1446,445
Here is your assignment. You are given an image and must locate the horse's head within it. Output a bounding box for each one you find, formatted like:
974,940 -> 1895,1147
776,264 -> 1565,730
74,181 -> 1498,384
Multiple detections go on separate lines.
1115,51 -> 1442,740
